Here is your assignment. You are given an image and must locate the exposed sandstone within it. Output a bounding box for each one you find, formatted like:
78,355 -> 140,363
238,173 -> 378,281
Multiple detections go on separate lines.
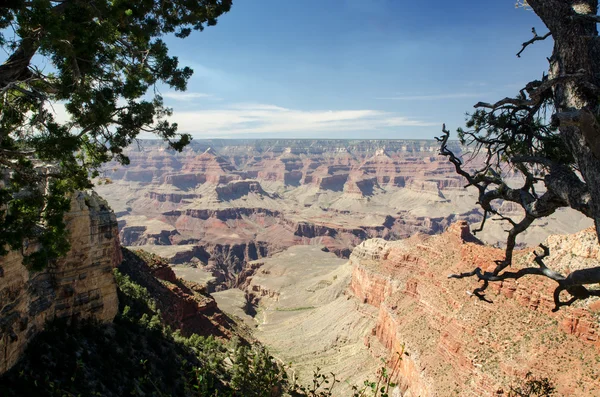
215,180 -> 272,201
0,191 -> 121,374
405,179 -> 446,198
145,191 -> 198,204
350,221 -> 600,396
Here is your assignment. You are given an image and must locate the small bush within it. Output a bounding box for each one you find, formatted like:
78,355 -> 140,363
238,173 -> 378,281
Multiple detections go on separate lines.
508,372 -> 556,397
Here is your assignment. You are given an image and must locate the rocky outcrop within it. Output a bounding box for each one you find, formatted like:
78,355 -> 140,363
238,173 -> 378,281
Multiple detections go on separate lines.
405,179 -> 446,198
359,152 -> 404,186
350,222 -> 600,396
163,172 -> 207,188
253,153 -> 304,186
123,169 -> 155,182
165,207 -> 282,222
215,180 -> 271,201
144,191 -> 198,204
344,175 -> 380,196
181,148 -> 236,174
120,225 -> 179,246
0,191 -> 121,374
119,249 -> 232,337
203,242 -> 271,288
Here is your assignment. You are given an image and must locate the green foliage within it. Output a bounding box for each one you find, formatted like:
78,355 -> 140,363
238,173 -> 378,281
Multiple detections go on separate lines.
288,351 -> 401,397
0,268 -> 291,397
350,348 -> 402,397
229,341 -> 288,397
291,367 -> 340,397
0,0 -> 231,269
508,372 -> 556,397
114,268 -> 158,313
458,105 -> 573,173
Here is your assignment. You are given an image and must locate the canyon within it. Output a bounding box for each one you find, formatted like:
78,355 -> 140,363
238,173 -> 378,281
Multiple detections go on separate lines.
215,222 -> 600,396
96,139 -> 591,291
3,139 -> 598,395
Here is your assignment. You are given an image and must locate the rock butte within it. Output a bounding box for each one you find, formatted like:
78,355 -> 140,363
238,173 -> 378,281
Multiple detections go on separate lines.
0,192 -> 121,373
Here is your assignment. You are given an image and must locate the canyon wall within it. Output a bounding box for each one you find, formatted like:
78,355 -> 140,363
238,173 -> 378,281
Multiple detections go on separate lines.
0,192 -> 121,374
350,222 -> 600,396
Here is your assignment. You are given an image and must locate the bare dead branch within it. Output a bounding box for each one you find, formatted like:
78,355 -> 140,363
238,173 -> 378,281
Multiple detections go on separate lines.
517,28 -> 551,58
475,97 -> 533,110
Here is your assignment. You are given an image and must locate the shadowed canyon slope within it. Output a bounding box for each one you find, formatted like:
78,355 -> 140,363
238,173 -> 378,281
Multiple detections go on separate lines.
0,192 -> 121,373
96,139 -> 591,289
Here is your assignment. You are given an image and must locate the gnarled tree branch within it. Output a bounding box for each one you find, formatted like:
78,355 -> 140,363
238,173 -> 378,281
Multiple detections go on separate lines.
516,28 -> 551,58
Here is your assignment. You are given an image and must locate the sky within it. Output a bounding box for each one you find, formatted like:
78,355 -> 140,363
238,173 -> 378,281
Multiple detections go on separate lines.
80,1 -> 557,140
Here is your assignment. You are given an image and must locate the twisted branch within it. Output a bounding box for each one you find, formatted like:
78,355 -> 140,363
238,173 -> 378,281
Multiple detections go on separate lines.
438,117 -> 594,308
516,28 -> 551,58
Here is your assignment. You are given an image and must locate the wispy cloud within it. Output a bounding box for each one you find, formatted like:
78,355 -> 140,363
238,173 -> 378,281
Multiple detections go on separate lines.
162,92 -> 218,101
376,92 -> 487,101
167,103 -> 438,137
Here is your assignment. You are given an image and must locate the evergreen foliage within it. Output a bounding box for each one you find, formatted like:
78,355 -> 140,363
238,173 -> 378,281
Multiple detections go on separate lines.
0,268 -> 288,396
0,0 -> 231,269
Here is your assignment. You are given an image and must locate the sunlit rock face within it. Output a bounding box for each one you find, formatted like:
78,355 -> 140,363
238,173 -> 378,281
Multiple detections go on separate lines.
349,221 -> 600,397
0,191 -> 121,374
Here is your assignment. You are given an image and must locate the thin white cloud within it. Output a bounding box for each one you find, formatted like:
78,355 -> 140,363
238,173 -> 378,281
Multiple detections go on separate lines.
466,81 -> 488,87
227,103 -> 288,111
376,92 -> 487,101
162,92 -> 216,101
167,103 -> 438,137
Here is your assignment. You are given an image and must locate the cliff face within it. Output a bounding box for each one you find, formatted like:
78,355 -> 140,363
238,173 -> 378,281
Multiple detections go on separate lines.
350,222 -> 600,396
0,191 -> 121,374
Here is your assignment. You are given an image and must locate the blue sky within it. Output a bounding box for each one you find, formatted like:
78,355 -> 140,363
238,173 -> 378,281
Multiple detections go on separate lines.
160,1 -> 552,139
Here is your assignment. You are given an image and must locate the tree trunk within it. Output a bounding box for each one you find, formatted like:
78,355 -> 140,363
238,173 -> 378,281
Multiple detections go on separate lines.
528,0 -> 600,239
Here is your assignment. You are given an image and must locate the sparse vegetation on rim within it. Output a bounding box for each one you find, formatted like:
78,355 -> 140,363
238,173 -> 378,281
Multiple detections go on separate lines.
442,0 -> 600,310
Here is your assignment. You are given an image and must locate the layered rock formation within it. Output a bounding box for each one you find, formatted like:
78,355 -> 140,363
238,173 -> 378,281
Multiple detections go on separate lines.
96,139 -> 592,290
350,222 -> 600,396
0,192 -> 121,374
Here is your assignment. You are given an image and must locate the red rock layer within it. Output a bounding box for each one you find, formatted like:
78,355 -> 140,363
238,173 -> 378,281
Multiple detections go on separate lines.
350,222 -> 600,396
